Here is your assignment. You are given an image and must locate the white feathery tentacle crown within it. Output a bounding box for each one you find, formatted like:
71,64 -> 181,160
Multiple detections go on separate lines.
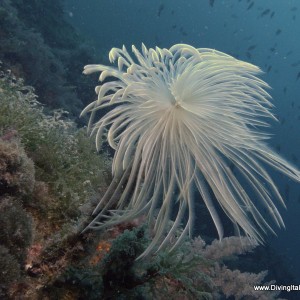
81,44 -> 300,259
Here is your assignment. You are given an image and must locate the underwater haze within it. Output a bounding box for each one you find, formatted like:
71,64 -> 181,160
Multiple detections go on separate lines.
64,0 -> 300,282
2,0 -> 300,297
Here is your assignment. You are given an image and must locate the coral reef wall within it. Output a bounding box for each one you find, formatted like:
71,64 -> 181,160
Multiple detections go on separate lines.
0,0 -> 95,118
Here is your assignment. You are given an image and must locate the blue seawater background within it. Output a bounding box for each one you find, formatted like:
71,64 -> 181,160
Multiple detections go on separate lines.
64,0 -> 300,282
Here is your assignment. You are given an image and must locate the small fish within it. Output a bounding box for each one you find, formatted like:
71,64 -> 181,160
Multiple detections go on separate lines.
247,2 -> 254,10
291,61 -> 300,67
291,7 -> 297,12
172,24 -> 177,29
248,44 -> 256,51
267,65 -> 272,73
260,9 -> 270,17
181,31 -> 187,36
297,72 -> 300,81
209,0 -> 215,8
270,11 -> 275,18
275,29 -> 282,35
284,184 -> 290,202
157,4 -> 164,17
283,87 -> 287,94
244,35 -> 253,40
270,47 -> 276,52
155,35 -> 161,46
179,27 -> 187,36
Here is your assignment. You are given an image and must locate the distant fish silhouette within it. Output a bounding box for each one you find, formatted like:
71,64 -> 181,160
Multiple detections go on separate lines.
248,44 -> 256,51
247,2 -> 254,10
260,9 -> 270,17
291,61 -> 300,67
209,0 -> 215,7
244,35 -> 253,41
270,11 -> 275,18
297,71 -> 300,81
275,29 -> 282,35
283,87 -> 287,94
179,27 -> 187,36
284,184 -> 290,202
157,4 -> 164,17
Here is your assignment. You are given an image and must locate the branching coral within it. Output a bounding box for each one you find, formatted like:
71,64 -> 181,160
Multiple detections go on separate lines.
82,44 -> 300,258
